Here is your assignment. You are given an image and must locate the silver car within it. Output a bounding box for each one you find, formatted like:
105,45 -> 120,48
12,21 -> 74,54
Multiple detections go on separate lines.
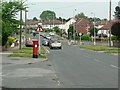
49,39 -> 62,49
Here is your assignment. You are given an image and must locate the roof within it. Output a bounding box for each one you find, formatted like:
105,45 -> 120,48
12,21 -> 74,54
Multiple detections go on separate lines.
98,20 -> 120,30
74,18 -> 90,27
26,20 -> 39,25
76,26 -> 87,34
42,20 -> 65,25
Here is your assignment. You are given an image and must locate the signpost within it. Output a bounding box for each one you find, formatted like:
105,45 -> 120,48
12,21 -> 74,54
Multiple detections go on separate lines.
36,24 -> 44,55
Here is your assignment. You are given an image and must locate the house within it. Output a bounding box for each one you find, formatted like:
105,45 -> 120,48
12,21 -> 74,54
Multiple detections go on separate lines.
64,18 -> 76,34
42,20 -> 65,30
74,18 -> 92,35
26,19 -> 40,29
98,20 -> 120,37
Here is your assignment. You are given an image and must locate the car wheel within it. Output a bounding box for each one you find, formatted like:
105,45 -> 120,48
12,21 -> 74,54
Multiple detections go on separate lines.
50,47 -> 53,49
59,47 -> 62,49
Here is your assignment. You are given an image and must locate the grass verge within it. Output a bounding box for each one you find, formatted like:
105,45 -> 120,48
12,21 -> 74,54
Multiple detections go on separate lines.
8,46 -> 47,58
79,45 -> 119,53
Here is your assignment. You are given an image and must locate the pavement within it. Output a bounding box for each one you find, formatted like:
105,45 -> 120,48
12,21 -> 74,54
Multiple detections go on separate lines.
1,45 -> 48,65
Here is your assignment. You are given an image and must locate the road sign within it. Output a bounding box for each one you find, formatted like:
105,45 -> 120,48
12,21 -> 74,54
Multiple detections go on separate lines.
36,25 -> 44,32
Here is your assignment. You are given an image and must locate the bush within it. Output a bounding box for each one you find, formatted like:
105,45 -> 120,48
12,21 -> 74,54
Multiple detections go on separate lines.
81,34 -> 91,41
6,36 -> 15,45
111,22 -> 120,36
111,35 -> 120,41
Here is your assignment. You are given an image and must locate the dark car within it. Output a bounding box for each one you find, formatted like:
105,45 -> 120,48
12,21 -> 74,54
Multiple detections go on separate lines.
42,39 -> 48,46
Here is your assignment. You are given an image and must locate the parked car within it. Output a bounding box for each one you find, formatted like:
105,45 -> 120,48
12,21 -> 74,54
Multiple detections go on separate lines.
25,40 -> 33,47
49,32 -> 55,36
49,39 -> 62,49
42,39 -> 48,46
45,35 -> 51,40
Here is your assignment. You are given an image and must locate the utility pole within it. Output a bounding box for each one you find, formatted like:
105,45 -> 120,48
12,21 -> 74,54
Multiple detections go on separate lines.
62,13 -> 63,37
108,0 -> 112,47
53,14 -> 54,32
91,12 -> 96,45
19,0 -> 22,50
93,14 -> 96,45
74,9 -> 76,43
25,9 -> 27,44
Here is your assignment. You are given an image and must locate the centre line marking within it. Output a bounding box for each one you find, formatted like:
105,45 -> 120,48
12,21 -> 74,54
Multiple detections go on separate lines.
110,64 -> 119,69
94,59 -> 104,63
57,81 -> 60,86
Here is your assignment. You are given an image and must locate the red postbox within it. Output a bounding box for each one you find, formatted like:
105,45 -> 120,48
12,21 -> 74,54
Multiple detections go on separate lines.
33,40 -> 38,58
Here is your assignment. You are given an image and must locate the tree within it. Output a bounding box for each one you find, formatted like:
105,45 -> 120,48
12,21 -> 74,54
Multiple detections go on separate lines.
75,12 -> 87,19
53,26 -> 61,34
33,17 -> 38,21
68,25 -> 75,39
89,27 -> 98,37
88,17 -> 101,22
114,6 -> 120,20
2,1 -> 25,46
111,22 -> 120,37
40,10 -> 56,21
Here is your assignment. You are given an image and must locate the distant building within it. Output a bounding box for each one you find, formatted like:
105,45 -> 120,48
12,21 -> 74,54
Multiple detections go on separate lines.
26,19 -> 40,29
98,20 -> 120,37
42,20 -> 65,29
74,18 -> 91,34
64,18 -> 76,34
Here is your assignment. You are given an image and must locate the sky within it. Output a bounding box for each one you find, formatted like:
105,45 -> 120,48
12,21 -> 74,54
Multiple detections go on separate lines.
17,0 -> 120,20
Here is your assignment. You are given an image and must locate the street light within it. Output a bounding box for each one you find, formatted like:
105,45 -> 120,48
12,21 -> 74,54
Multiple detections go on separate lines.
91,12 -> 96,45
25,9 -> 28,44
74,9 -> 77,43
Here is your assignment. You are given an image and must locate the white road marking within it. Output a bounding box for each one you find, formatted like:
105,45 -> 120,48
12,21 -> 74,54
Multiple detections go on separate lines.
54,74 -> 57,78
110,64 -> 119,69
57,81 -> 60,86
94,59 -> 104,63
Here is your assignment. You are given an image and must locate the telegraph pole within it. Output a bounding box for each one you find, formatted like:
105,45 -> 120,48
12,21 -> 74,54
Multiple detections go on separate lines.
25,9 -> 27,43
19,0 -> 22,50
109,0 -> 112,47
74,9 -> 76,43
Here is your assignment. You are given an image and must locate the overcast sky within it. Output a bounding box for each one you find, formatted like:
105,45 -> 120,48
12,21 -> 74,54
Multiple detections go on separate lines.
17,0 -> 120,20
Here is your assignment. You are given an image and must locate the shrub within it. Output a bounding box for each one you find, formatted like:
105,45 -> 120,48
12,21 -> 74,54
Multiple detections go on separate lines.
111,35 -> 120,41
81,34 -> 91,41
6,36 -> 15,45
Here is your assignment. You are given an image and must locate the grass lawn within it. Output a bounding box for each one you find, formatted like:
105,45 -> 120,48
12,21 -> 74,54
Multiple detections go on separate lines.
79,45 -> 119,53
8,46 -> 47,58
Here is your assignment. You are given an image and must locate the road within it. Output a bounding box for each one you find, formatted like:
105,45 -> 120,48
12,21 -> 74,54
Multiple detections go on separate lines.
2,41 -> 118,88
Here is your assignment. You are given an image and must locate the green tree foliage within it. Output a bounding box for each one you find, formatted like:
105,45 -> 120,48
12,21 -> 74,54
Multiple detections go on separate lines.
56,17 -> 71,22
115,6 -> 120,20
68,25 -> 75,39
111,22 -> 120,36
111,22 -> 120,41
53,26 -> 61,34
81,34 -> 91,41
33,17 -> 38,21
75,12 -> 87,19
88,17 -> 101,22
89,27 -> 98,36
40,10 -> 56,21
2,1 -> 25,46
